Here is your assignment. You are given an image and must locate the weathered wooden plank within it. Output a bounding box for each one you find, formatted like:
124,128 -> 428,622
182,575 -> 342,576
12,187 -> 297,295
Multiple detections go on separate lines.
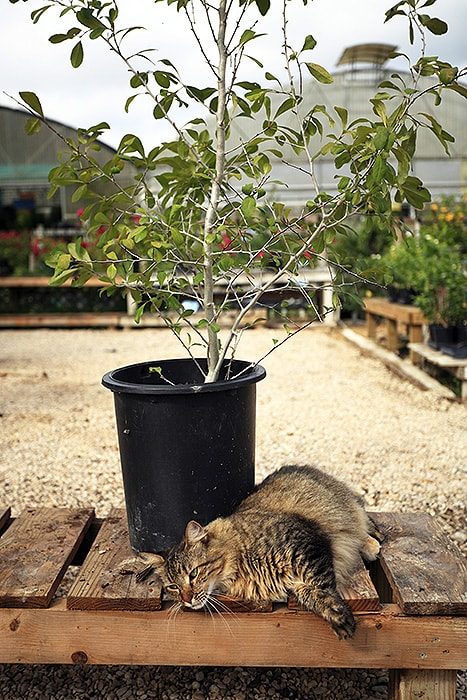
1,601 -> 466,668
213,595 -> 273,612
67,509 -> 162,611
0,507 -> 11,534
288,557 -> 380,612
371,512 -> 467,615
389,669 -> 457,700
67,510 -> 271,612
364,298 -> 426,324
0,313 -> 123,328
0,507 -> 94,608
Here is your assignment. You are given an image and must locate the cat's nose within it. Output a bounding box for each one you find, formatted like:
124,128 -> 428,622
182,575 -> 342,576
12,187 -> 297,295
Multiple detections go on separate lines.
181,590 -> 193,604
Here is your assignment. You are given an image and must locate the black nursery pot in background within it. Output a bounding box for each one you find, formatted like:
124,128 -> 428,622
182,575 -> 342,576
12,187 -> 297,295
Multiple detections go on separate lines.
102,358 -> 266,552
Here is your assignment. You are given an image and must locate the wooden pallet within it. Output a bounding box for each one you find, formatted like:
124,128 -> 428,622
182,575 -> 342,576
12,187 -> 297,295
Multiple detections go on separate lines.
0,507 -> 465,700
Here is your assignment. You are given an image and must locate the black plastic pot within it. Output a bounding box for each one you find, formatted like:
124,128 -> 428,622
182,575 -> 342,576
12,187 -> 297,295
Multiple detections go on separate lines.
102,358 -> 266,552
428,324 -> 456,350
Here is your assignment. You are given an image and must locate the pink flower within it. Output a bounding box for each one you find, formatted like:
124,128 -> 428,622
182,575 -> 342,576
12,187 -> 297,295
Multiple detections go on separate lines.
256,250 -> 265,259
76,208 -> 85,219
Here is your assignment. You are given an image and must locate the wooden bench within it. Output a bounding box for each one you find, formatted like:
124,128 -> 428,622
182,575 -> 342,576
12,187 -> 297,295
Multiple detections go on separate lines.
0,506 -> 465,699
364,298 -> 427,363
408,342 -> 467,401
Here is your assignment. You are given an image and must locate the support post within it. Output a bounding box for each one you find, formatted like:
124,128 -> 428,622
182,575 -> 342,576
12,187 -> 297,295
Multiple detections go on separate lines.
408,323 -> 423,365
386,318 -> 399,353
366,311 -> 377,340
389,669 -> 457,700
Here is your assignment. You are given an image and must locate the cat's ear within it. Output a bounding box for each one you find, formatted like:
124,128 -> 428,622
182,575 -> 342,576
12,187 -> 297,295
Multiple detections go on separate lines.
184,520 -> 208,545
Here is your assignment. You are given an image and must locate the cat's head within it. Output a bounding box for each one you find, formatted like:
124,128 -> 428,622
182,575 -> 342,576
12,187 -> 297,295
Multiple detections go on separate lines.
151,520 -> 235,609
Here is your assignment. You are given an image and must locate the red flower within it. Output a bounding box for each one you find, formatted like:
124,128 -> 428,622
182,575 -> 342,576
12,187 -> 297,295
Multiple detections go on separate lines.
256,250 -> 265,259
30,239 -> 42,256
220,233 -> 232,250
131,214 -> 141,225
76,208 -> 85,219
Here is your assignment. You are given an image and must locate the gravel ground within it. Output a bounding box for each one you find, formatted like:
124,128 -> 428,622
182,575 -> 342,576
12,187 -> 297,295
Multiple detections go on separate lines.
0,326 -> 466,699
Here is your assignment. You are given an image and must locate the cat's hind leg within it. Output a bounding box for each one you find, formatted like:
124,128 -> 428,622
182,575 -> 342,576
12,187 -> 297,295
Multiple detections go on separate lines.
294,583 -> 356,639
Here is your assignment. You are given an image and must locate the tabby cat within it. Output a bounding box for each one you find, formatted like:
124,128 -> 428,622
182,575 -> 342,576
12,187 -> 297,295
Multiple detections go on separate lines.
133,465 -> 380,639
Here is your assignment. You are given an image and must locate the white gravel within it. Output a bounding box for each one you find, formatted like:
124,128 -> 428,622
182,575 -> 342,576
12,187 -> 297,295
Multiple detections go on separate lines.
0,326 -> 466,699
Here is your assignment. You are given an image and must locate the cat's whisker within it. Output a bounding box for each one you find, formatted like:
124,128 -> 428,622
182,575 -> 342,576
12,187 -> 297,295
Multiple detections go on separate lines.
206,596 -> 235,637
166,600 -> 183,640
209,595 -> 240,620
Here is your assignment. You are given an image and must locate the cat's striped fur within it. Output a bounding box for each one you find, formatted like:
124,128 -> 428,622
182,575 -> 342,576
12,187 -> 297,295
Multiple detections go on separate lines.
137,465 -> 380,639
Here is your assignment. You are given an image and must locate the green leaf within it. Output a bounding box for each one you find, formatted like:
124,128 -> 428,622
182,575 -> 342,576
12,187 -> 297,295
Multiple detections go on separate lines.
56,253 -> 71,272
373,126 -> 389,150
254,0 -> 271,16
186,86 -> 216,103
130,72 -> 148,88
49,33 -> 69,43
154,71 -> 171,88
239,29 -> 256,46
371,99 -> 387,125
31,5 -> 53,24
334,106 -> 348,129
107,263 -> 117,281
275,97 -> 296,119
19,91 -> 44,117
76,8 -> 106,31
70,41 -> 84,68
424,17 -> 448,34
241,196 -> 258,218
25,117 -> 42,135
49,268 -> 76,286
71,183 -> 88,202
439,66 -> 458,85
124,95 -> 138,112
305,63 -> 333,84
301,35 -> 317,52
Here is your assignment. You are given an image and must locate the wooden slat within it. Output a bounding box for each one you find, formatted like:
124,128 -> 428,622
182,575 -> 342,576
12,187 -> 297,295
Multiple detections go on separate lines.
0,507 -> 11,533
371,512 -> 467,615
288,557 -> 380,612
2,601 -> 466,668
0,313 -> 123,328
338,561 -> 381,612
213,595 -> 272,612
0,507 -> 94,608
67,509 -> 162,611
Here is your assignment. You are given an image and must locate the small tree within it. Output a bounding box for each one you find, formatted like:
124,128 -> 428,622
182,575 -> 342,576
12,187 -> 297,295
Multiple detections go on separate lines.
10,0 -> 466,381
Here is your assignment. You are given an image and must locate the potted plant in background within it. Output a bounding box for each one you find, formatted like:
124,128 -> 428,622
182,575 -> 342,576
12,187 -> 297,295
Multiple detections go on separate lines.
381,237 -> 420,304
10,0 -> 466,551
414,233 -> 466,357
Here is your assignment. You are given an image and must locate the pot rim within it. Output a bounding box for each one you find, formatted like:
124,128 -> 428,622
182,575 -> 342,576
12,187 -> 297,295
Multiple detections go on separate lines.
102,358 -> 266,395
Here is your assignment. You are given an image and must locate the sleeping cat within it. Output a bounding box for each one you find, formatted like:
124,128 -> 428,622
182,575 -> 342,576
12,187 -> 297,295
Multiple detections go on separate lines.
131,465 -> 380,639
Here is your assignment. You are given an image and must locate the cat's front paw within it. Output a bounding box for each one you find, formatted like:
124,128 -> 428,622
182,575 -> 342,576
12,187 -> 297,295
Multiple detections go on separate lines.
327,601 -> 356,640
